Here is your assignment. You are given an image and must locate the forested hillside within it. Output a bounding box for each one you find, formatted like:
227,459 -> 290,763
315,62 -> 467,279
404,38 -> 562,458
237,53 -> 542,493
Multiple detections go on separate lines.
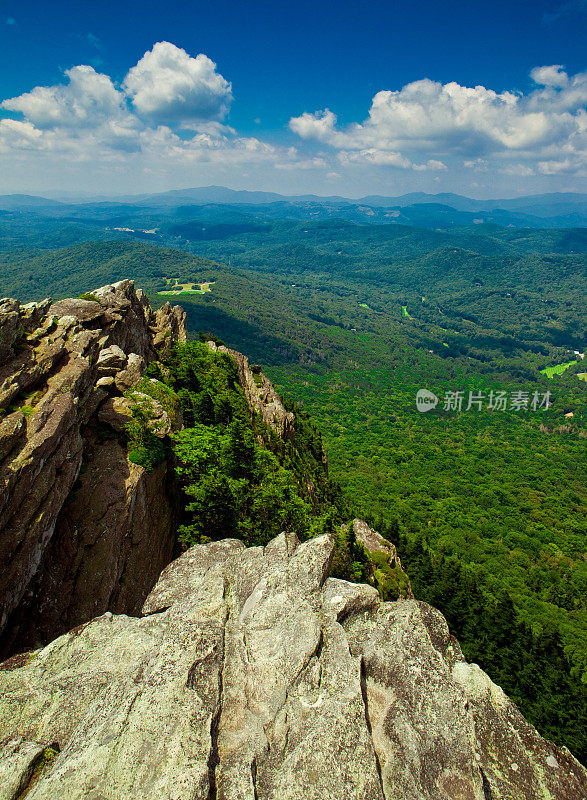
0,226 -> 585,759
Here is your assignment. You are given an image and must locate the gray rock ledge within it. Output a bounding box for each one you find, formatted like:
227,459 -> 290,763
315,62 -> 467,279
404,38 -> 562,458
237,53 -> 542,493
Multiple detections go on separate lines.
0,532 -> 585,799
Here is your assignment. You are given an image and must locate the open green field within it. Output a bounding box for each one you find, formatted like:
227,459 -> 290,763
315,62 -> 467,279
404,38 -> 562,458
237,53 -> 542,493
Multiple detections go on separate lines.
158,279 -> 215,296
540,360 -> 578,378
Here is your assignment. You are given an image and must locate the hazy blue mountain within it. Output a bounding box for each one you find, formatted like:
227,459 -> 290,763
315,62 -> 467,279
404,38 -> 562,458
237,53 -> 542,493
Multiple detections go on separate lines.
127,186 -> 340,206
0,189 -> 585,229
123,187 -> 586,216
355,192 -> 587,217
0,194 -> 64,210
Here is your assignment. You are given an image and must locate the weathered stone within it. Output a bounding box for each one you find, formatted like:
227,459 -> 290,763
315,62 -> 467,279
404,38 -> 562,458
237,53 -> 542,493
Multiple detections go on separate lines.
348,517 -> 413,598
209,341 -> 295,440
153,302 -> 188,348
1,533 -> 584,799
29,311 -> 57,342
94,280 -> 187,360
0,282 -> 186,648
20,299 -> 52,332
96,344 -> 127,373
98,391 -> 172,438
48,298 -> 104,323
97,396 -> 133,431
4,439 -> 177,654
113,351 -> 145,391
0,411 -> 25,461
0,737 -> 47,800
0,298 -> 24,367
352,517 -> 395,557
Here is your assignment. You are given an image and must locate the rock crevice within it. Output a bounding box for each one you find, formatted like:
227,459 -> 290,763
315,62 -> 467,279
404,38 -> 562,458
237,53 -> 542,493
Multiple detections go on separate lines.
0,281 -> 186,655
1,532 -> 584,799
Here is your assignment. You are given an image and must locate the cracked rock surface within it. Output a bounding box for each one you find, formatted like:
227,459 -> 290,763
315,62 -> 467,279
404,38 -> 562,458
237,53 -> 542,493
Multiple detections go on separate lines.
1,532 -> 585,799
0,281 -> 186,652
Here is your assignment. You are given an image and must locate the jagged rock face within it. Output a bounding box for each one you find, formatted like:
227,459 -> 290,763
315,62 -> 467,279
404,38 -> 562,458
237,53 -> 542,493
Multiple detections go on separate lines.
1,533 -> 584,799
1,439 -> 177,656
208,341 -> 296,440
0,281 -> 186,650
207,340 -> 332,494
346,518 -> 413,598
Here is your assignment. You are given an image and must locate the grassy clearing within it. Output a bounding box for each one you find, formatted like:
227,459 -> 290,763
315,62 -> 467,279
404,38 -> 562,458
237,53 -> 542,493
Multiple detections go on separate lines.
540,360 -> 577,378
402,305 -> 414,319
158,280 -> 215,296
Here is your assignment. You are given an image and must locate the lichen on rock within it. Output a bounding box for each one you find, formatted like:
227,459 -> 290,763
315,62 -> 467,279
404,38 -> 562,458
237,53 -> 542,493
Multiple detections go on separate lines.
0,281 -> 186,653
0,532 -> 585,799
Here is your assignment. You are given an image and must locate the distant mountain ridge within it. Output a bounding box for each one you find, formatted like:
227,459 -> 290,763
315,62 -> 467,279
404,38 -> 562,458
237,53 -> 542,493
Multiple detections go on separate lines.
1,187 -> 586,220
126,187 -> 587,219
0,194 -> 64,209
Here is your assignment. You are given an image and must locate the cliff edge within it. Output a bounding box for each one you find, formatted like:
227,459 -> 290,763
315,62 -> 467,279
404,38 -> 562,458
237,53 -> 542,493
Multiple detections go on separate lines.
1,281 -> 585,798
0,281 -> 186,655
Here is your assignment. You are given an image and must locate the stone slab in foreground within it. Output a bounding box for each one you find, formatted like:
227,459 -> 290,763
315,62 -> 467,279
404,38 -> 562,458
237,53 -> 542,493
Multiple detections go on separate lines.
0,532 -> 585,799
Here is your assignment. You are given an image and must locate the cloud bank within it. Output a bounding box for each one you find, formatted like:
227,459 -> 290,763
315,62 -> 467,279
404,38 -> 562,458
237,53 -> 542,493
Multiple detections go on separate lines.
0,42 -> 585,195
289,68 -> 587,178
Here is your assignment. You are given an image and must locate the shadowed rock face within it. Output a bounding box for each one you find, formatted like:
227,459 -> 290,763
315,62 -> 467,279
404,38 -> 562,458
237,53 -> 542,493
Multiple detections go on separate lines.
1,533 -> 584,799
0,281 -> 186,653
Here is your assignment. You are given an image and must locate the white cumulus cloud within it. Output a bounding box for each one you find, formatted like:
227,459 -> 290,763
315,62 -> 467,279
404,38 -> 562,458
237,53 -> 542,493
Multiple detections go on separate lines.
123,41 -> 232,127
289,68 -> 587,177
0,44 -> 305,192
2,66 -> 128,130
0,50 -> 585,195
530,65 -> 569,88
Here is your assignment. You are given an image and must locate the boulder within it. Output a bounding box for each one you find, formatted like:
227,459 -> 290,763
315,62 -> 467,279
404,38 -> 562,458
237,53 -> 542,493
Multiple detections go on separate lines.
48,298 -> 104,323
114,351 -> 145,391
0,533 -> 584,799
96,344 -> 127,373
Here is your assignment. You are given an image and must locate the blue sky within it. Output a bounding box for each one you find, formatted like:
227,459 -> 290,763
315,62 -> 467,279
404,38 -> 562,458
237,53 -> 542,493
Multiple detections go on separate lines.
0,0 -> 585,197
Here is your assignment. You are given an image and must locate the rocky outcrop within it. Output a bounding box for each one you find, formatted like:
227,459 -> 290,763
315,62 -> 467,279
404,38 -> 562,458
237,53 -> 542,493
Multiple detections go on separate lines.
354,518 -> 413,597
351,517 -> 396,558
98,390 -> 176,437
0,281 -> 186,653
1,532 -> 584,799
340,518 -> 413,600
208,341 -> 295,440
207,340 -> 331,497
